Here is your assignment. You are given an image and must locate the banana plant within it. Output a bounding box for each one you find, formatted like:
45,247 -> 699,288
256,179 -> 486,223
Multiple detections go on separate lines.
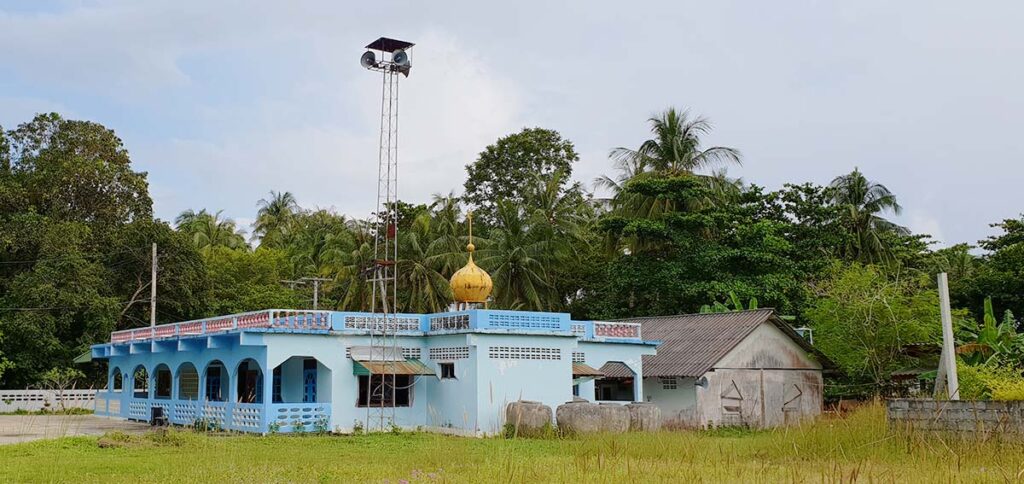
957,297 -> 1021,365
700,291 -> 758,313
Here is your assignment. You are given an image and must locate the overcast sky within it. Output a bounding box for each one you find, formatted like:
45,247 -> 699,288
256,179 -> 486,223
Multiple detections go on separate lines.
2,1 -> 1022,247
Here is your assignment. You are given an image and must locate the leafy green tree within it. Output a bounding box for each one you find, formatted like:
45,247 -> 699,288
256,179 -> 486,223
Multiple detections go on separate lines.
106,219 -> 209,329
203,247 -> 300,315
5,113 -> 152,228
961,215 -> 1024,324
0,113 -> 154,387
0,221 -> 120,387
804,263 -> 944,392
828,168 -> 909,263
583,177 -> 807,319
253,191 -> 299,248
464,128 -> 580,223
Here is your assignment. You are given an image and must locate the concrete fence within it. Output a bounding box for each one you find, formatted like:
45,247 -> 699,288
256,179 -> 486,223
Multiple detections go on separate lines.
0,390 -> 98,412
887,398 -> 1024,438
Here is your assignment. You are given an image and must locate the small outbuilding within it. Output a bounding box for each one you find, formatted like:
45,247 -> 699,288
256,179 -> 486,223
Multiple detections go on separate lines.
624,309 -> 833,429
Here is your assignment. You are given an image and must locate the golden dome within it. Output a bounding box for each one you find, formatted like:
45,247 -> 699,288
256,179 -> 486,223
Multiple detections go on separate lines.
450,212 -> 492,304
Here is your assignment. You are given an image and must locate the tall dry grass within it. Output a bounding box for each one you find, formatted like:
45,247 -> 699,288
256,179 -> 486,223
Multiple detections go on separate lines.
0,404 -> 1021,483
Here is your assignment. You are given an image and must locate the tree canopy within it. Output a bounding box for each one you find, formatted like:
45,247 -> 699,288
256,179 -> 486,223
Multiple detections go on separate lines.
0,110 -> 1019,398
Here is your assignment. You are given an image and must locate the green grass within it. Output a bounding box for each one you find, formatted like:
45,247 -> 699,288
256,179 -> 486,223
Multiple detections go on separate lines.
0,408 -> 94,416
1,405 -> 1022,483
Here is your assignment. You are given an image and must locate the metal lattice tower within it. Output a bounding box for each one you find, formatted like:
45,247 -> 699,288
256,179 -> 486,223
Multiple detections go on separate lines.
361,37 -> 413,432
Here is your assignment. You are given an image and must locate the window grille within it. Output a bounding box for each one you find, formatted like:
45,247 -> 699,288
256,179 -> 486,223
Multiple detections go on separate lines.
572,351 -> 585,363
344,315 -> 420,331
488,346 -> 561,360
346,346 -> 419,358
430,314 -> 471,331
570,324 -> 586,336
428,346 -> 470,361
593,322 -> 641,338
486,313 -> 561,330
661,377 -> 678,390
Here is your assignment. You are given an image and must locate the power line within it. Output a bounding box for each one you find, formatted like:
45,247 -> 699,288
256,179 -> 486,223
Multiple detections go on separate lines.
0,246 -> 149,265
0,299 -> 150,311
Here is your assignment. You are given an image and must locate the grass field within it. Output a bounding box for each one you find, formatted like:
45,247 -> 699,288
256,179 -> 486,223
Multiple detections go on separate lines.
1,405 -> 1021,483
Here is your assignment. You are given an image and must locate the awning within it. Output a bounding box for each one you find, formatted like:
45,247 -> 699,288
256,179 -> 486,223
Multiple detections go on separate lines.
598,361 -> 635,379
73,351 -> 93,364
353,358 -> 435,376
572,363 -> 604,378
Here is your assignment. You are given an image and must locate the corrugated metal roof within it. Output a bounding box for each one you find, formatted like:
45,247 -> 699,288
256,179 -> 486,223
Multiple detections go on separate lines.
352,359 -> 435,376
572,363 -> 604,377
598,361 -> 635,378
619,309 -> 833,378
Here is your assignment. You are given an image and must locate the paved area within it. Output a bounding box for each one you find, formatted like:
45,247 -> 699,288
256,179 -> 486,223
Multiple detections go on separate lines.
0,415 -> 151,445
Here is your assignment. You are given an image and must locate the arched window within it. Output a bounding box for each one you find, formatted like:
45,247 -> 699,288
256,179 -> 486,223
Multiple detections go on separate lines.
111,367 -> 123,392
177,363 -> 199,400
153,364 -> 172,399
133,366 -> 149,399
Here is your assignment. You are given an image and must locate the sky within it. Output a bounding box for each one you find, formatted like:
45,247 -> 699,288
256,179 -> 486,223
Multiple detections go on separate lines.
1,1 -> 1022,247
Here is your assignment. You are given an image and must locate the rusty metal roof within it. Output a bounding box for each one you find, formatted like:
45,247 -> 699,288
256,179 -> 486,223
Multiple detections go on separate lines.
598,361 -> 635,378
619,309 -> 833,378
352,359 -> 435,376
572,363 -> 604,377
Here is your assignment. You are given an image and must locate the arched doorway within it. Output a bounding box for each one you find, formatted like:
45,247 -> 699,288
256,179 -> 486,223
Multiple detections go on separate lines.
132,365 -> 149,399
236,359 -> 263,404
177,363 -> 199,400
153,364 -> 172,399
270,357 -> 330,403
110,367 -> 123,393
204,360 -> 228,402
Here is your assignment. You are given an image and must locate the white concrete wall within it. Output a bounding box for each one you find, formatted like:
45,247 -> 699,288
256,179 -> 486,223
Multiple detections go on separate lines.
472,333 -> 577,435
422,333 -> 478,433
642,377 -> 697,425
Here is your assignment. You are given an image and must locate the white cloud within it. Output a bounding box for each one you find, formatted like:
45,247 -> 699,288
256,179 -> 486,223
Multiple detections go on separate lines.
906,211 -> 946,248
140,27 -> 522,221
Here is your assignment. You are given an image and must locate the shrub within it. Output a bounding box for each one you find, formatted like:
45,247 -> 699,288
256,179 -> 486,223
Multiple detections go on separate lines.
957,361 -> 1024,400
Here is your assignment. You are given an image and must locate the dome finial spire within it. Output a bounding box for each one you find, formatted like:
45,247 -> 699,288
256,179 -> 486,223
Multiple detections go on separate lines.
466,210 -> 475,253
449,210 -> 491,308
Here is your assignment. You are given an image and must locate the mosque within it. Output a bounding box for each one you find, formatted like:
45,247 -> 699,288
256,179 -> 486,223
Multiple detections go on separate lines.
89,228 -> 659,435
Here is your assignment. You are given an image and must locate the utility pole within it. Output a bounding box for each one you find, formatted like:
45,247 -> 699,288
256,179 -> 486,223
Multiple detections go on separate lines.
280,279 -> 303,291
935,272 -> 960,400
301,277 -> 332,310
150,242 -> 157,327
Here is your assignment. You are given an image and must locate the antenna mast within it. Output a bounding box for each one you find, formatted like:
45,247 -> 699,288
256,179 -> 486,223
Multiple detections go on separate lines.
361,36 -> 414,431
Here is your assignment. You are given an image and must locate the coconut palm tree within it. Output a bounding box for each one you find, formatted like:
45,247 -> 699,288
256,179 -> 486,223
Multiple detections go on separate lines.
288,209 -> 354,279
828,168 -> 909,262
332,220 -> 376,311
254,191 -> 299,248
398,213 -> 454,313
475,200 -> 555,311
175,209 -> 248,255
598,108 -> 743,218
